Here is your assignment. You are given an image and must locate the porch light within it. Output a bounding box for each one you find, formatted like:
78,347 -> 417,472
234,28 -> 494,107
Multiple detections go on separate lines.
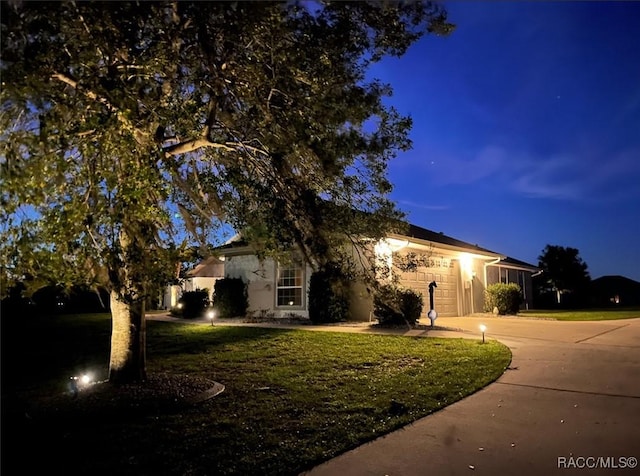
479,324 -> 487,343
460,253 -> 474,280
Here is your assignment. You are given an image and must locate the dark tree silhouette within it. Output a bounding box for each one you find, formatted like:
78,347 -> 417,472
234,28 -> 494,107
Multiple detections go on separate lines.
536,245 -> 591,306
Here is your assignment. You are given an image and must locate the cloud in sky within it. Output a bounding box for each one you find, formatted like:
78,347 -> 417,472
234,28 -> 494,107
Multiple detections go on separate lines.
404,144 -> 640,203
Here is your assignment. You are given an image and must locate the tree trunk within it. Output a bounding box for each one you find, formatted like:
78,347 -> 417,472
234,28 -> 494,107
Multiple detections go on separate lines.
109,290 -> 147,383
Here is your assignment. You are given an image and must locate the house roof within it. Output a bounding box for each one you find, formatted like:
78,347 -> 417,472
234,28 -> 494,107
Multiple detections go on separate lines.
398,224 -> 501,257
214,222 -> 539,270
497,256 -> 540,271
186,256 -> 224,277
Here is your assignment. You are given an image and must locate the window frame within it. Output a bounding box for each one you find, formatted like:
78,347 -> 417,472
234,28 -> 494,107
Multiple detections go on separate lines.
275,261 -> 305,309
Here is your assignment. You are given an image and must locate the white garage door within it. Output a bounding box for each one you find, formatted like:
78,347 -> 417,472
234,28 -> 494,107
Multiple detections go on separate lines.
398,260 -> 459,318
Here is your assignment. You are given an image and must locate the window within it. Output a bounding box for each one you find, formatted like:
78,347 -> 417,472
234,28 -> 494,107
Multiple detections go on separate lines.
276,262 -> 304,307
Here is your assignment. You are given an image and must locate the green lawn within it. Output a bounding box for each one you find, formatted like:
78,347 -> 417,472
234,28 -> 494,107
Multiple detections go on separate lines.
520,307 -> 640,321
2,313 -> 511,476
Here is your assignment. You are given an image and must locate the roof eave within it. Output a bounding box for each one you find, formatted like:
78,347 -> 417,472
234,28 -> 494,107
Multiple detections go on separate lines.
387,232 -> 503,260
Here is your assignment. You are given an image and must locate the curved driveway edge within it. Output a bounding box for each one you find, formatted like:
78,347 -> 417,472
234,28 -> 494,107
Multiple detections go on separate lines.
301,316 -> 640,476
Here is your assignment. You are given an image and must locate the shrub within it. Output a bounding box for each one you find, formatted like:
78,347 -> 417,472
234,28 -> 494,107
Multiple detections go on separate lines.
308,264 -> 350,323
484,283 -> 522,315
175,289 -> 209,319
213,278 -> 248,318
373,284 -> 423,327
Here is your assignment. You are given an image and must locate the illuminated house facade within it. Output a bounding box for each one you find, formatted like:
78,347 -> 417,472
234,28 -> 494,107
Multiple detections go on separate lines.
212,223 -> 539,320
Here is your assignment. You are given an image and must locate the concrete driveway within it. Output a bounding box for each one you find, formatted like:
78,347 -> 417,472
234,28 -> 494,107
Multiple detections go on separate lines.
303,316 -> 640,476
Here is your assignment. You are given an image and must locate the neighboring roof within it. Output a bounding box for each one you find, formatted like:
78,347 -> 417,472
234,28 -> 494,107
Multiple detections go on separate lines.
591,275 -> 640,286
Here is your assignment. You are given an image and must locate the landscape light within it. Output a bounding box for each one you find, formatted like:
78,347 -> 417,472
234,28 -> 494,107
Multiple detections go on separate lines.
479,324 -> 487,343
207,309 -> 215,325
68,373 -> 94,396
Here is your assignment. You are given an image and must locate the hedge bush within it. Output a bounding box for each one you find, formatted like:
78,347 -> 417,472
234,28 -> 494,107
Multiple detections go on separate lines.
373,284 -> 423,327
308,265 -> 350,323
213,277 -> 248,318
484,282 -> 522,315
172,289 -> 209,319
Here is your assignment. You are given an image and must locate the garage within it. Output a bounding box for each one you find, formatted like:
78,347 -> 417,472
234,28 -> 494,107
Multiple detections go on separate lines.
398,259 -> 460,318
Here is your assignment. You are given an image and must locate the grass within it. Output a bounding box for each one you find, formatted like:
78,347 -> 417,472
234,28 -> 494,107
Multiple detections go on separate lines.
520,307 -> 640,321
2,313 -> 511,476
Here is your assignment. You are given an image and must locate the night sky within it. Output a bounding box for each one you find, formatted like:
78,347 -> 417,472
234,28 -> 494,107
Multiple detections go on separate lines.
370,1 -> 640,282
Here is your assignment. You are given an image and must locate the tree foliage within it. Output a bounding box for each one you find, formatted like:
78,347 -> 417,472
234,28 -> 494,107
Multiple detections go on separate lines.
1,1 -> 454,382
308,263 -> 350,323
536,244 -> 591,305
373,283 -> 423,327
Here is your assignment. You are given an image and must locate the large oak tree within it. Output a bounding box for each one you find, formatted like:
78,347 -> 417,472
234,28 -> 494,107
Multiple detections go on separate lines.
1,1 -> 454,383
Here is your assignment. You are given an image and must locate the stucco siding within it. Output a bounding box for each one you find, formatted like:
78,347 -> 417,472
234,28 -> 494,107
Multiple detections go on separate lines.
224,255 -> 274,315
349,281 -> 374,321
223,255 -> 311,317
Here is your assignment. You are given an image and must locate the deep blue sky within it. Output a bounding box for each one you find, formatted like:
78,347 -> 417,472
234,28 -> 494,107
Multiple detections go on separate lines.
369,1 -> 640,282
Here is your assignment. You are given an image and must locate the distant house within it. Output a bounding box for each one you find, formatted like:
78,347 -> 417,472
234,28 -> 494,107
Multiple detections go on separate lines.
212,223 -> 539,320
589,275 -> 640,307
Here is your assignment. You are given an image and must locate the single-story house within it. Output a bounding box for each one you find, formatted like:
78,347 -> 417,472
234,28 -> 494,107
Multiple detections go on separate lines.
212,223 -> 540,320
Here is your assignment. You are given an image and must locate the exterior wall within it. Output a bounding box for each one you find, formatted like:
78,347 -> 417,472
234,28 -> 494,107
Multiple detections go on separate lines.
344,241 -> 376,322
162,285 -> 182,309
223,254 -> 312,318
349,281 -> 375,322
460,258 -> 487,316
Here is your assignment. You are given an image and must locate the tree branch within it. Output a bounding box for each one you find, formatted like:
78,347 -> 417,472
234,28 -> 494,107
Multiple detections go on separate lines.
51,72 -> 114,111
163,138 -> 233,156
163,137 -> 269,157
52,72 -> 152,144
